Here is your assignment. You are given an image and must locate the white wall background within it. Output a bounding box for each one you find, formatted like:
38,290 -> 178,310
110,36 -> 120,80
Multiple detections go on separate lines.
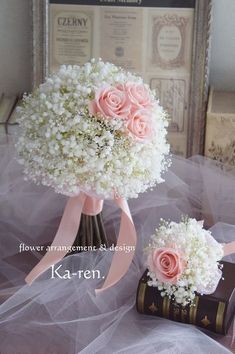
210,0 -> 235,90
0,0 -> 31,95
0,0 -> 235,95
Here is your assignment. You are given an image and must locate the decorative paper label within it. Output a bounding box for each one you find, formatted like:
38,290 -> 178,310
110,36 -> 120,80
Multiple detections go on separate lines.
147,9 -> 194,73
152,15 -> 187,70
100,8 -> 143,72
50,5 -> 93,71
150,75 -> 190,156
150,77 -> 187,133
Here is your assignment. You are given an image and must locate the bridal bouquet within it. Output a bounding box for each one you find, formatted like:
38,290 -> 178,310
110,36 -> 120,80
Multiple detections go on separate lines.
16,59 -> 170,291
16,59 -> 169,199
146,217 -> 224,306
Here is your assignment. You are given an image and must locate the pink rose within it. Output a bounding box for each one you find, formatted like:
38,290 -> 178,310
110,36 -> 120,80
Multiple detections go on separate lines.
127,109 -> 153,141
125,83 -> 153,110
89,85 -> 131,120
148,247 -> 185,284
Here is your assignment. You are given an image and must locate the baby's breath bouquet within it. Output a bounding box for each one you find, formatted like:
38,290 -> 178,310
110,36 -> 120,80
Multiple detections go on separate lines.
16,59 -> 170,287
146,218 -> 224,306
17,59 -> 169,199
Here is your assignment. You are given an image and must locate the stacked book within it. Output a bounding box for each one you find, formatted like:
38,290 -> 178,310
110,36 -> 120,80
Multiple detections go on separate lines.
0,94 -> 20,138
136,261 -> 235,335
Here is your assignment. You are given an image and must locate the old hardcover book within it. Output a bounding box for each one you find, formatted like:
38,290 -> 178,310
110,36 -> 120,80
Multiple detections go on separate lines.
136,261 -> 235,335
0,94 -> 18,137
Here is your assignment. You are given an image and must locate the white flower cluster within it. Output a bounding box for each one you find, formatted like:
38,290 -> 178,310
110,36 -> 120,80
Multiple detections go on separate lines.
16,59 -> 169,199
146,217 -> 224,306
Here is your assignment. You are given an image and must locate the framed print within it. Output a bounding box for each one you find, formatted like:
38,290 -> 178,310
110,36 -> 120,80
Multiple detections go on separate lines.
31,0 -> 212,157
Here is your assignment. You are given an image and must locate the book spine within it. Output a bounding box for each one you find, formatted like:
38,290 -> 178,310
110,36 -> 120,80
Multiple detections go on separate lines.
136,279 -> 227,334
0,95 -> 19,137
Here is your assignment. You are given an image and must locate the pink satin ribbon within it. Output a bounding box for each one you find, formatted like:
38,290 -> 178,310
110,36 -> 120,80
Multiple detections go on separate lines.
25,192 -> 137,294
223,241 -> 235,257
96,198 -> 135,295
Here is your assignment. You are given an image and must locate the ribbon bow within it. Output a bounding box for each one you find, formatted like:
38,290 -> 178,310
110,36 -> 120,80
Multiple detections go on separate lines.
25,192 -> 136,294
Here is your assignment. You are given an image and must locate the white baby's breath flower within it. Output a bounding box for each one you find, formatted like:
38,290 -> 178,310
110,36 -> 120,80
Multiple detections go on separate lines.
16,59 -> 170,199
146,217 -> 224,306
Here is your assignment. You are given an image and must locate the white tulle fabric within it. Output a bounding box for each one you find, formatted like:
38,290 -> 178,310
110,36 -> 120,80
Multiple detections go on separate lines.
0,136 -> 234,354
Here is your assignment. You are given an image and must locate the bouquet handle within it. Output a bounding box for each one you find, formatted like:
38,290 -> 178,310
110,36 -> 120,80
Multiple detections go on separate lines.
25,192 -> 137,294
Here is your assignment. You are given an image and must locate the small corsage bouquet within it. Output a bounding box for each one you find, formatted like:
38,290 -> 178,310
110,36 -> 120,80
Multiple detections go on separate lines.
16,59 -> 170,292
146,217 -> 224,306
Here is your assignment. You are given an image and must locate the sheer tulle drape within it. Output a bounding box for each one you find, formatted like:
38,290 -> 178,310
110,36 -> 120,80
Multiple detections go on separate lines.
0,137 -> 234,354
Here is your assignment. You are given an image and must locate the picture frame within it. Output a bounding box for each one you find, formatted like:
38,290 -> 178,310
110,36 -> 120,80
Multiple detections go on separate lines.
31,0 -> 212,157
